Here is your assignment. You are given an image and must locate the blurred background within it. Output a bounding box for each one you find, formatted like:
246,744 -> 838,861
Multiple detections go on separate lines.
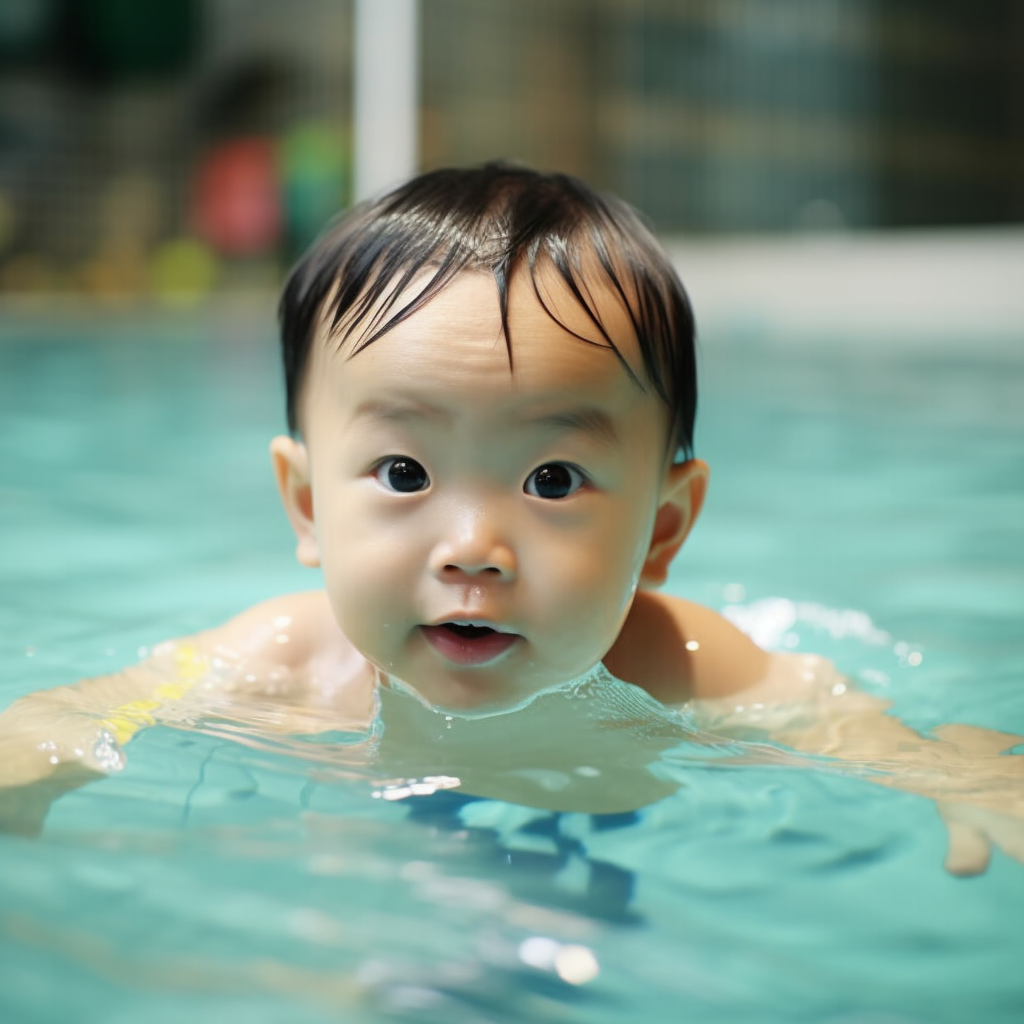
0,0 -> 1021,330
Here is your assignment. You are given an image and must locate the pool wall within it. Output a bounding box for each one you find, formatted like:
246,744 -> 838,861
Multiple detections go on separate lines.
670,229 -> 1024,355
1,230 -> 1022,354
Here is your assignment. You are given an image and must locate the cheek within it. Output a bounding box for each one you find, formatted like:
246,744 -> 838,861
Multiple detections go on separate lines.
533,509 -> 651,623
323,535 -> 408,602
316,507 -> 415,624
320,551 -> 409,669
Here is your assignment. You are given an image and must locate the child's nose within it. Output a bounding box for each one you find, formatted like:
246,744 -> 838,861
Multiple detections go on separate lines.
429,506 -> 517,581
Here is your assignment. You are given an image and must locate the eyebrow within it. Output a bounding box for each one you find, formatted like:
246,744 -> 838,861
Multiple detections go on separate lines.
351,397 -> 621,448
351,397 -> 449,426
520,406 -> 621,448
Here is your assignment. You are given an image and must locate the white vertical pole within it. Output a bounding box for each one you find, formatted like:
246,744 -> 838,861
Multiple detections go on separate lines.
353,0 -> 420,203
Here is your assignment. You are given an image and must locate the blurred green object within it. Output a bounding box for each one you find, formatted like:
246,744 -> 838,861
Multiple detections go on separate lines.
60,0 -> 199,82
279,121 -> 349,257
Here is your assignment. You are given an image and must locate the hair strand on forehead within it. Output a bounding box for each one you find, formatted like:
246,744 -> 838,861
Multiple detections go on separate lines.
278,161 -> 697,460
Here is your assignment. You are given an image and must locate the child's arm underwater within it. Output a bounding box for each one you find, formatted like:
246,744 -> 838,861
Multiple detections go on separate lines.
696,650 -> 1024,876
0,642 -> 210,835
0,592 -> 368,836
614,591 -> 1024,877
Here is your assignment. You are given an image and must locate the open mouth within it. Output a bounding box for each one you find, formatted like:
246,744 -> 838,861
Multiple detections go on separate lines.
421,622 -> 519,666
441,623 -> 497,639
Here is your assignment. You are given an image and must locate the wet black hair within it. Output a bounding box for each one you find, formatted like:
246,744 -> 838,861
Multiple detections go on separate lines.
278,161 -> 697,458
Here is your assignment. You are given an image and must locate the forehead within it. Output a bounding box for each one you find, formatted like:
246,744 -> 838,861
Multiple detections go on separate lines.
296,268 -> 675,463
307,264 -> 649,403
299,270 -> 672,462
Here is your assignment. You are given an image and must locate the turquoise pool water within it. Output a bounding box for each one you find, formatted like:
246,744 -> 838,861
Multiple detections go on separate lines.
1,312 -> 1023,1023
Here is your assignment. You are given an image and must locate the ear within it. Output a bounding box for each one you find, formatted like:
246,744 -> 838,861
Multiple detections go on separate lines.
269,435 -> 320,568
639,458 -> 709,588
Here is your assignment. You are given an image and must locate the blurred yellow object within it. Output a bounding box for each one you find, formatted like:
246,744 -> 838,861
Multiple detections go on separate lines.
150,237 -> 218,305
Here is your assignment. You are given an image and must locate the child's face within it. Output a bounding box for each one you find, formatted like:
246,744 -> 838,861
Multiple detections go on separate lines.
273,268 -> 705,715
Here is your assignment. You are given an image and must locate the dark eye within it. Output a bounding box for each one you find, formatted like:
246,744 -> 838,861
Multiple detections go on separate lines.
524,463 -> 586,500
375,457 -> 429,493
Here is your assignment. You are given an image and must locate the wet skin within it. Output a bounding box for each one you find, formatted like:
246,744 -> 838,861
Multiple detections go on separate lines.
271,267 -> 709,715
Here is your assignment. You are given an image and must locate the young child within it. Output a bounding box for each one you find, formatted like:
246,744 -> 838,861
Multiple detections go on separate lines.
1,163 -> 1022,874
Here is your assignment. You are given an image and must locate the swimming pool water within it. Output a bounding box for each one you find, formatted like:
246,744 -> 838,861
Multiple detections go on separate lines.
1,312 -> 1023,1023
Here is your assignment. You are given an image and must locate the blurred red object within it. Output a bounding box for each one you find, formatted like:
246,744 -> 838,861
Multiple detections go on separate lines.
191,137 -> 281,255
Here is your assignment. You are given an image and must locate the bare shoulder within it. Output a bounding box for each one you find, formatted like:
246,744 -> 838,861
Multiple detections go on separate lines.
10,591 -> 352,719
606,590 -> 850,710
605,590 -> 773,703
189,589 -> 349,671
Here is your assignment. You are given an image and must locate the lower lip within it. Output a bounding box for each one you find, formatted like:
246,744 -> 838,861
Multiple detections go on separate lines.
421,626 -> 520,666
